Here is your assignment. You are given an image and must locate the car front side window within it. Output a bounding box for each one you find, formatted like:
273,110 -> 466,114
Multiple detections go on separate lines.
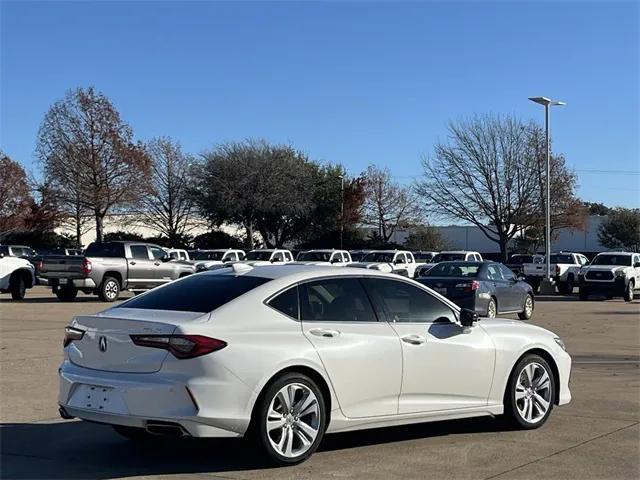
299,278 -> 377,322
362,278 -> 456,324
130,245 -> 150,260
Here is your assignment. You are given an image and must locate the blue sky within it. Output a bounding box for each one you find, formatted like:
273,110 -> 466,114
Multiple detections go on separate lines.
1,0 -> 638,208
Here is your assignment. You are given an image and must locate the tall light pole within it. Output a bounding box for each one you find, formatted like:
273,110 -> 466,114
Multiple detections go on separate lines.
339,174 -> 345,249
528,96 -> 566,294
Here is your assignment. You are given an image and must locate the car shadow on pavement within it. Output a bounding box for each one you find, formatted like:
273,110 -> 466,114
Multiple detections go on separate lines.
1,416 -> 510,479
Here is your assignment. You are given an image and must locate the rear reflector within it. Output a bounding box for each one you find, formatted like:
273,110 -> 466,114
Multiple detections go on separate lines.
130,334 -> 227,359
63,326 -> 85,347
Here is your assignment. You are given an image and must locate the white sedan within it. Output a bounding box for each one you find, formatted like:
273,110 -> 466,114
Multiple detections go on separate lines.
58,264 -> 571,465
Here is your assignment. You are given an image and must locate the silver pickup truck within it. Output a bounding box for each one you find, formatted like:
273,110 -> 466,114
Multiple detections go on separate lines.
40,241 -> 195,302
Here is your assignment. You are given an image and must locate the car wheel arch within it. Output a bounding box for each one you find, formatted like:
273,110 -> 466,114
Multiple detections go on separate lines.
103,271 -> 123,288
504,348 -> 561,406
10,268 -> 33,288
250,364 -> 334,431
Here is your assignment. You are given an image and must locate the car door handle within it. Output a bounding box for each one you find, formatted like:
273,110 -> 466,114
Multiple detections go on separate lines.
309,328 -> 341,338
154,262 -> 161,266
129,261 -> 136,265
401,334 -> 427,345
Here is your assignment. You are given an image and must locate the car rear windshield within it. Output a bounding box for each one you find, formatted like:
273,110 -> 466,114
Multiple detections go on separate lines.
191,251 -> 224,260
298,252 -> 331,262
426,262 -> 480,277
362,252 -> 395,262
85,242 -> 126,258
549,254 -> 574,264
247,251 -> 274,261
118,274 -> 272,313
509,255 -> 533,264
591,254 -> 632,266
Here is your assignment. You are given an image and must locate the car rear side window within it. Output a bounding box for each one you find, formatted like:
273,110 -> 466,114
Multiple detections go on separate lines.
363,278 -> 456,323
119,275 -> 272,313
299,278 -> 377,322
268,286 -> 299,319
85,242 -> 126,258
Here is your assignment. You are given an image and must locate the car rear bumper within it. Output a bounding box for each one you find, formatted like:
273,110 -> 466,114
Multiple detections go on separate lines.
58,360 -> 254,437
48,278 -> 97,288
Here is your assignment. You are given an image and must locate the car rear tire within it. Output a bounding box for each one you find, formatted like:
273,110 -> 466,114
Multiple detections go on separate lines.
55,285 -> 78,302
486,298 -> 497,318
518,294 -> 534,320
252,372 -> 326,466
624,281 -> 634,302
503,354 -> 555,429
98,276 -> 120,302
9,274 -> 26,300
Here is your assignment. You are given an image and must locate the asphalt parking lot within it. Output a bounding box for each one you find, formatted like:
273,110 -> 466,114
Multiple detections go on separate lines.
1,287 -> 639,480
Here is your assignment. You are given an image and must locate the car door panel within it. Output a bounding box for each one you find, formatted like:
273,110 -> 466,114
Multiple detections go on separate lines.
362,277 -> 495,414
127,245 -> 156,288
299,278 -> 402,418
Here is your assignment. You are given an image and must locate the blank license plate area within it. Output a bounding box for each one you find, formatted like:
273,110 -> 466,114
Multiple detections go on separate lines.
59,279 -> 68,285
74,384 -> 114,411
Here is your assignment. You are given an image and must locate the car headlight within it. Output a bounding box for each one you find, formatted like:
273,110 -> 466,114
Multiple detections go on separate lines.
615,270 -> 626,278
554,337 -> 566,351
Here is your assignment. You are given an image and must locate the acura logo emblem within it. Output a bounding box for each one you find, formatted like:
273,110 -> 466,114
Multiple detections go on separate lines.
98,336 -> 107,352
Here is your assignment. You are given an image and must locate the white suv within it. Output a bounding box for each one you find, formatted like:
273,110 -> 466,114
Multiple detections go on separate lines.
350,250 -> 417,277
294,250 -> 352,266
578,252 -> 640,302
0,253 -> 36,300
416,251 -> 483,278
245,249 -> 294,265
189,249 -> 246,272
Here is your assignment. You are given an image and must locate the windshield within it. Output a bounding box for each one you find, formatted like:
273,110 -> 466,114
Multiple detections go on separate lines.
549,254 -> 574,264
433,253 -> 465,262
414,253 -> 435,261
509,255 -> 534,264
362,252 -> 395,263
591,254 -> 632,266
426,262 -> 480,278
247,251 -> 274,261
350,252 -> 367,261
298,251 -> 332,262
191,251 -> 224,261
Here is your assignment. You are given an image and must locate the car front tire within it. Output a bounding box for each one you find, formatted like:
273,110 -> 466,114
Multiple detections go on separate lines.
518,294 -> 534,320
504,354 -> 555,429
624,281 -> 635,302
10,274 -> 26,300
253,372 -> 326,466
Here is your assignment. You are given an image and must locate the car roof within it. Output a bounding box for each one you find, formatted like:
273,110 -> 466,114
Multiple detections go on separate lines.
204,264 -> 400,281
596,251 -> 634,256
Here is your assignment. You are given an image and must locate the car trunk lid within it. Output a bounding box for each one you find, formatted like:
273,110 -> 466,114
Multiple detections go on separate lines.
68,309 -> 208,373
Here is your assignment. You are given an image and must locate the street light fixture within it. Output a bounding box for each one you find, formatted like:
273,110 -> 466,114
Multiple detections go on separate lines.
528,96 -> 566,294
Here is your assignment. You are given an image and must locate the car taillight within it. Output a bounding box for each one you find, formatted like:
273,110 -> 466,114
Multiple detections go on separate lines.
130,334 -> 227,359
82,258 -> 92,275
36,260 -> 43,272
63,326 -> 85,347
455,280 -> 480,292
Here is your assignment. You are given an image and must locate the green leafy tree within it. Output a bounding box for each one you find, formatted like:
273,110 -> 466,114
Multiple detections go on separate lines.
598,208 -> 640,251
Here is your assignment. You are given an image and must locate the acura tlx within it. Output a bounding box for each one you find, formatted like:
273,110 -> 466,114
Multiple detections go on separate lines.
58,264 -> 571,465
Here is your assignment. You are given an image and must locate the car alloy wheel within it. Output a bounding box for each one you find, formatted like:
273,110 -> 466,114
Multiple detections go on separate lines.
487,298 -> 497,318
624,282 -> 634,302
100,276 -> 120,302
518,295 -> 533,320
266,383 -> 320,458
255,373 -> 326,465
515,362 -> 552,424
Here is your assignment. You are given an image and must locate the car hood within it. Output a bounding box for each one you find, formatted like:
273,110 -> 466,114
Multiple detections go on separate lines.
581,265 -> 627,273
479,317 -> 557,338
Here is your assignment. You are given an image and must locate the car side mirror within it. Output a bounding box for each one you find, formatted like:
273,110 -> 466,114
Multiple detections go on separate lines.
460,308 -> 479,327
517,274 -> 526,281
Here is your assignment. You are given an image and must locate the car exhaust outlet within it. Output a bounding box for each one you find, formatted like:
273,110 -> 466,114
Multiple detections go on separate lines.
145,421 -> 188,437
59,406 -> 74,420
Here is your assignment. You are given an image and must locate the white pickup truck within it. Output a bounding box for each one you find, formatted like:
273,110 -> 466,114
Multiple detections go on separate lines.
188,249 -> 246,272
244,249 -> 294,265
415,251 -> 483,278
0,253 -> 36,300
522,252 -> 590,294
350,250 -> 418,277
293,249 -> 352,266
578,252 -> 640,302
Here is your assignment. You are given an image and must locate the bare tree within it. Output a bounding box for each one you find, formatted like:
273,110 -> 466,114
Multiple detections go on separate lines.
416,115 -> 540,261
0,151 -> 32,236
134,137 -> 197,245
361,165 -> 421,243
37,87 -> 151,242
